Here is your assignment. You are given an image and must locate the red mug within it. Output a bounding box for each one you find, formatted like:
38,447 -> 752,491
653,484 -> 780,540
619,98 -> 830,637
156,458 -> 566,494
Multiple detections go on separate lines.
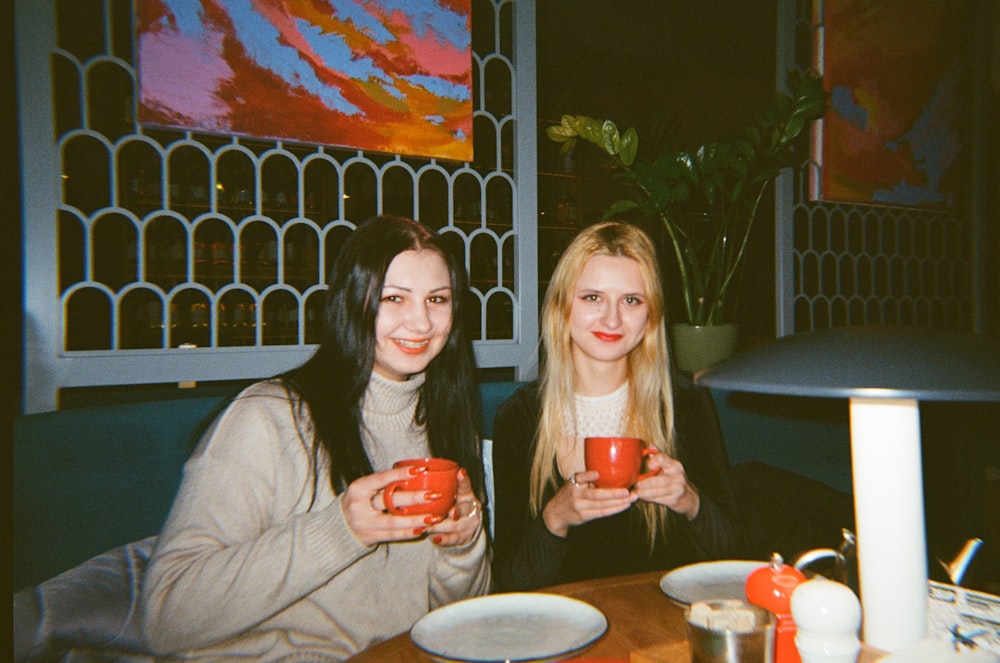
383,458 -> 458,516
584,437 -> 658,488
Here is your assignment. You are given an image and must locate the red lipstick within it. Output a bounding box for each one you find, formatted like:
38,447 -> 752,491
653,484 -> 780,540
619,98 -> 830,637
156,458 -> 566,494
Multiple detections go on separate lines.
393,338 -> 430,354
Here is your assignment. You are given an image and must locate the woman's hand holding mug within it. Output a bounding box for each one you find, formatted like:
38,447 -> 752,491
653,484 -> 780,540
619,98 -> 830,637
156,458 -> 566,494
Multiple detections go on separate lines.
342,458 -> 464,546
425,467 -> 483,547
634,452 -> 701,520
544,436 -> 682,537
584,437 -> 659,489
542,468 -> 637,538
382,458 -> 459,517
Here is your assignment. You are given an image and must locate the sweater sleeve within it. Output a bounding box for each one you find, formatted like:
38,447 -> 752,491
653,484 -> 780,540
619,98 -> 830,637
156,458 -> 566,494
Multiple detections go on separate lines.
490,384 -> 571,591
141,391 -> 375,654
428,518 -> 491,607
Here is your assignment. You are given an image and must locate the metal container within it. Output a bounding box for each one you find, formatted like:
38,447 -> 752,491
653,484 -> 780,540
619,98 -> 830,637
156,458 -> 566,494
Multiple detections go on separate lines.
686,599 -> 776,663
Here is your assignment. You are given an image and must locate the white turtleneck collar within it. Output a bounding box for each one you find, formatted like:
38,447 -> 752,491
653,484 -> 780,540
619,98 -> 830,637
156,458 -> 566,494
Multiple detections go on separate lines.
360,371 -> 429,471
362,370 -> 426,416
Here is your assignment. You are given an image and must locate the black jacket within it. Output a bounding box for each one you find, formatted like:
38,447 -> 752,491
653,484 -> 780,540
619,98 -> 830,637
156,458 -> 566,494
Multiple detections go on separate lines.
491,373 -> 746,591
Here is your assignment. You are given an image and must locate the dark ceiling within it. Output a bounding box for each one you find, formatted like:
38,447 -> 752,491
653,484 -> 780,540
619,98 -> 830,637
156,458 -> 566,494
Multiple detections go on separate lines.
536,0 -> 778,144
532,1 -> 784,340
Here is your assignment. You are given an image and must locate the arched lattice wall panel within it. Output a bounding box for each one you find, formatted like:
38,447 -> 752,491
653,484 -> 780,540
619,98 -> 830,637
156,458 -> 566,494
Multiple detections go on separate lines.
778,1 -> 974,334
19,0 -> 539,412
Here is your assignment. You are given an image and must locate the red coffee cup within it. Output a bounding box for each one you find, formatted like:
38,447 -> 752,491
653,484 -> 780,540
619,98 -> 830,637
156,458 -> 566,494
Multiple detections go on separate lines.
383,458 -> 459,516
584,437 -> 658,488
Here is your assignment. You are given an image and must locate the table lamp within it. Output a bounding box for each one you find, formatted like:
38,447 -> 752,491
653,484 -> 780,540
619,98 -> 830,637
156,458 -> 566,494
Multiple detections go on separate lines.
695,326 -> 1000,653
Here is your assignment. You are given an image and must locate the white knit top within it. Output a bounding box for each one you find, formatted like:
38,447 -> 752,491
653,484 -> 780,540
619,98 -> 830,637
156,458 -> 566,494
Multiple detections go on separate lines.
565,381 -> 630,438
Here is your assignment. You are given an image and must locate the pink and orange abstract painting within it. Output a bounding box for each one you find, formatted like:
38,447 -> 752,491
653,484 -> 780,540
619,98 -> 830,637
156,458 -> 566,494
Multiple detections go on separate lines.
137,0 -> 474,161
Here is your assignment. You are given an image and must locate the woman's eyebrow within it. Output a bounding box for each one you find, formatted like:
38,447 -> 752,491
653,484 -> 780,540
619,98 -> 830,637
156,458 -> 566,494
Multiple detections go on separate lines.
382,284 -> 452,293
575,286 -> 643,294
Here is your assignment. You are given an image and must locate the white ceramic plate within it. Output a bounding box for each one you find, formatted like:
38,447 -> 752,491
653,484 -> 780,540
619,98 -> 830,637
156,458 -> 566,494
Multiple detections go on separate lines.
410,592 -> 608,663
659,560 -> 765,607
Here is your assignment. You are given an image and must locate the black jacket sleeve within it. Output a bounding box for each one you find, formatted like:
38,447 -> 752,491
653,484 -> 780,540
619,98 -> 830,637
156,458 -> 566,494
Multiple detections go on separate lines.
490,383 -> 571,591
670,371 -> 747,560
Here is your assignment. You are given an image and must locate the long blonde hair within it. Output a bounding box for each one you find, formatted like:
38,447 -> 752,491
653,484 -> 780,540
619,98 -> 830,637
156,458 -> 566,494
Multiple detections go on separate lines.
530,221 -> 676,548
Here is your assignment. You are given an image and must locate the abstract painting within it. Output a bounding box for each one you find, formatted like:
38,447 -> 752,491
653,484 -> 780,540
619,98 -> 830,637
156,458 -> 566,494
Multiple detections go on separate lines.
817,1 -> 964,208
137,0 -> 473,161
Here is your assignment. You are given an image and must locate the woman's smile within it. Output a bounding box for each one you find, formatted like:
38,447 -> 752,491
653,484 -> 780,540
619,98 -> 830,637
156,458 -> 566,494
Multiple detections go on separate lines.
392,337 -> 431,354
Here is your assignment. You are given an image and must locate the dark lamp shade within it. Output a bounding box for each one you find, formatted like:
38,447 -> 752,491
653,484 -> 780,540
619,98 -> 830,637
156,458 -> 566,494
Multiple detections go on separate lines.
693,325 -> 1000,652
695,326 -> 1000,402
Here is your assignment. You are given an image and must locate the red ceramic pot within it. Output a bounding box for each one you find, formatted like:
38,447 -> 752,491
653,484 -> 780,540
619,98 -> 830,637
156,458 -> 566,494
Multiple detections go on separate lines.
746,552 -> 807,663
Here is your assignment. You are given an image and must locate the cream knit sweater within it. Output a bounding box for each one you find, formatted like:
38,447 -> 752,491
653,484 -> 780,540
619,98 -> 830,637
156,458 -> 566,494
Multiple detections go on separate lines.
141,373 -> 490,661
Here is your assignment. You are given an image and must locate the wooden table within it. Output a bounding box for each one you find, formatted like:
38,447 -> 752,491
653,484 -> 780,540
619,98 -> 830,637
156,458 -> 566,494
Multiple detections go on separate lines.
346,570 -> 886,662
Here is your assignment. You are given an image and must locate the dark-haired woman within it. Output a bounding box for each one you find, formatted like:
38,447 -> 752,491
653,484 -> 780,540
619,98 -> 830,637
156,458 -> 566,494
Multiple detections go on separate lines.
141,216 -> 489,661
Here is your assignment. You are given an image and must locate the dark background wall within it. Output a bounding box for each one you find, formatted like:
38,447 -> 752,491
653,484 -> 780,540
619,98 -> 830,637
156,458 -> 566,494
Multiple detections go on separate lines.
536,1 -> 999,344
536,0 -> 780,344
536,1 -> 777,142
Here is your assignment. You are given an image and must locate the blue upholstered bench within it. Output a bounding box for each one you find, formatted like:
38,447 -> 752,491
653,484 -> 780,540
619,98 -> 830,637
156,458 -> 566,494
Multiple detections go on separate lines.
13,381 -> 526,592
13,396 -> 231,591
12,381 -> 527,660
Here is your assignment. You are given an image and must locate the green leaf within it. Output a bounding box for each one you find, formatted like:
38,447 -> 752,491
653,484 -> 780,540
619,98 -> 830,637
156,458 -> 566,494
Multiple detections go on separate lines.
619,127 -> 638,166
600,120 -> 621,155
668,181 -> 691,202
559,114 -> 579,129
770,127 -> 782,150
702,179 -> 718,206
546,125 -> 575,142
606,199 -> 639,216
734,139 -> 755,160
558,138 -> 577,156
781,115 -> 806,142
647,187 -> 671,212
676,152 -> 698,182
795,99 -> 827,118
576,116 -> 605,145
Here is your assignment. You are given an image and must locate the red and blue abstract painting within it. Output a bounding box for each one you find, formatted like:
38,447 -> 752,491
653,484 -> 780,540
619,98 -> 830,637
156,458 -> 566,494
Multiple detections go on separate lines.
137,0 -> 474,161
818,0 -> 963,209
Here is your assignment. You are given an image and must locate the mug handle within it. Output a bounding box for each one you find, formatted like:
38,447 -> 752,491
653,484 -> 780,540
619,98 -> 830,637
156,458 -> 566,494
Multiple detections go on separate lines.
636,448 -> 660,482
382,482 -> 408,515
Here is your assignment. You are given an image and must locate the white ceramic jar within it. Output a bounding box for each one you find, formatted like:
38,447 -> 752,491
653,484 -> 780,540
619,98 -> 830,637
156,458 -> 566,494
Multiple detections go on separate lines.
791,576 -> 862,663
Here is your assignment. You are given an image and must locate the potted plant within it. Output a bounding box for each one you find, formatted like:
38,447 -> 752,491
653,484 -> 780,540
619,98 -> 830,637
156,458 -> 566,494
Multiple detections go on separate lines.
547,70 -> 827,371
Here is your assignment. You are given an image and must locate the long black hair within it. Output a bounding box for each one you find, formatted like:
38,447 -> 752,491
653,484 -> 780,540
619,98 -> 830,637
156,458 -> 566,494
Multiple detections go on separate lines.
282,215 -> 483,500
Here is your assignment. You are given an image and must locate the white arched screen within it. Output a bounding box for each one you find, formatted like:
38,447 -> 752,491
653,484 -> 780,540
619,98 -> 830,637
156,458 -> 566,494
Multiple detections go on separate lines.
18,0 -> 539,413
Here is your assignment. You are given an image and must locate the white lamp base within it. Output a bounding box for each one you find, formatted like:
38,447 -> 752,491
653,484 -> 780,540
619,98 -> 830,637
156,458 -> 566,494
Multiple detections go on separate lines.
850,397 -> 928,652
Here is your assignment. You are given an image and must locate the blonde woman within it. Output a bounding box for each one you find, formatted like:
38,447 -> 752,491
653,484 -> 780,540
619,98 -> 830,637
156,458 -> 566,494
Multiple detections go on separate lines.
492,221 -> 744,590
